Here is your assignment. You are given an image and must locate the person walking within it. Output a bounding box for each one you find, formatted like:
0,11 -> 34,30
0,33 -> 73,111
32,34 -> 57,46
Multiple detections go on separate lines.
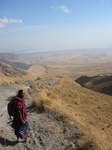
11,89 -> 28,142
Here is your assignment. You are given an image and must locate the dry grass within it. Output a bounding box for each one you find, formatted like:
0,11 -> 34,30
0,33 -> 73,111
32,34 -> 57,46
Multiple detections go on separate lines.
34,76 -> 112,150
0,61 -> 46,85
2,50 -> 112,85
0,74 -> 25,85
32,50 -> 112,78
0,64 -> 44,85
26,63 -> 45,79
46,62 -> 112,78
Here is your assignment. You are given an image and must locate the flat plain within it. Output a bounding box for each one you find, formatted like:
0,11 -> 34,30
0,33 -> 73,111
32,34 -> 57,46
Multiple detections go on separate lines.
24,49 -> 112,79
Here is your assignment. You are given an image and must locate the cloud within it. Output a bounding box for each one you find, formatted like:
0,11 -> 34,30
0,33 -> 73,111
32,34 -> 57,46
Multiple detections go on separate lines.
0,17 -> 23,28
0,23 -> 4,28
53,5 -> 70,13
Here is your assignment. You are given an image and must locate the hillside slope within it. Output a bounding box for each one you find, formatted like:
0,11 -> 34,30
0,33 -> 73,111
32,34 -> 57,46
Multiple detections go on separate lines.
0,76 -> 112,150
0,61 -> 27,77
0,78 -> 90,150
32,76 -> 112,150
0,52 -> 33,70
76,75 -> 112,96
0,61 -> 27,85
0,52 -> 19,60
0,53 -> 44,85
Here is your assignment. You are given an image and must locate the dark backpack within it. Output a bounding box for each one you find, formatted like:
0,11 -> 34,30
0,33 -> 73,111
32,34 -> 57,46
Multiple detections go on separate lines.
7,98 -> 16,117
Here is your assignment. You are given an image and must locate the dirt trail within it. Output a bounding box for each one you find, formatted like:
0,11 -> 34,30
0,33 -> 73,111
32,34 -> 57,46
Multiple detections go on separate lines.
0,84 -> 82,150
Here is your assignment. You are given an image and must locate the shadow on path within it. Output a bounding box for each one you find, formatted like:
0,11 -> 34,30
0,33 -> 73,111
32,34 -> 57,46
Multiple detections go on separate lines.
0,136 -> 17,147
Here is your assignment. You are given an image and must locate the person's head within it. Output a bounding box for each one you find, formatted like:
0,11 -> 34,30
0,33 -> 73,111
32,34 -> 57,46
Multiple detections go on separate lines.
17,89 -> 25,98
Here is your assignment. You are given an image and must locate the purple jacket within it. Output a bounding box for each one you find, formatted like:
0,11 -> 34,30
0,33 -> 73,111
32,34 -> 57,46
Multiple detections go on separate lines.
15,97 -> 27,122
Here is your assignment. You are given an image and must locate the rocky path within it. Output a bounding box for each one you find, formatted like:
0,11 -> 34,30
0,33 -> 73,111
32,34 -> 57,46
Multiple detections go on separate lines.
0,84 -> 82,150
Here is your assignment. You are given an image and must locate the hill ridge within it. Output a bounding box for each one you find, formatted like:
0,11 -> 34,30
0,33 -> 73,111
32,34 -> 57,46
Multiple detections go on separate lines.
76,75 -> 112,96
32,76 -> 112,150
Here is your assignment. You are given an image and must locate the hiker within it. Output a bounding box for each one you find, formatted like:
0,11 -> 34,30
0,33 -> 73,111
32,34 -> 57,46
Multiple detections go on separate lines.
11,89 -> 28,142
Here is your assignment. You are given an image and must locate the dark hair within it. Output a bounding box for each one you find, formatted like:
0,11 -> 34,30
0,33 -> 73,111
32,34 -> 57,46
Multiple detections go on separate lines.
18,89 -> 25,98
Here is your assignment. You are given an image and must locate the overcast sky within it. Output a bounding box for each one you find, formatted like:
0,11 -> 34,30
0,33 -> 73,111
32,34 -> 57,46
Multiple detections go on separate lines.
0,0 -> 112,53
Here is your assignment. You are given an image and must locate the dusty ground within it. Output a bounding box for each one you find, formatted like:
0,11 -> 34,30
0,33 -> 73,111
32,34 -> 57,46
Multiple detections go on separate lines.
0,83 -> 82,150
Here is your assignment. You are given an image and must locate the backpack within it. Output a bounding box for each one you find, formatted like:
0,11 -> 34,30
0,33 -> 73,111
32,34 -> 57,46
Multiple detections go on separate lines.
7,98 -> 16,117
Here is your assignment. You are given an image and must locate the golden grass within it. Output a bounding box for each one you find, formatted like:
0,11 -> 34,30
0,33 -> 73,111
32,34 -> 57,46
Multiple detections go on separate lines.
0,62 -> 46,85
34,76 -> 112,150
0,74 -> 25,85
26,63 -> 45,79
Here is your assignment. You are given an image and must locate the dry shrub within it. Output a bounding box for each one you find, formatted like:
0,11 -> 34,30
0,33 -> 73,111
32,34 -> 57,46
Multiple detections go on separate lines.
34,90 -> 53,112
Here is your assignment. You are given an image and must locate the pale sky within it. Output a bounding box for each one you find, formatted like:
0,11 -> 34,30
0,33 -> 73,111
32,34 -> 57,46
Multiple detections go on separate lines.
0,0 -> 112,53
